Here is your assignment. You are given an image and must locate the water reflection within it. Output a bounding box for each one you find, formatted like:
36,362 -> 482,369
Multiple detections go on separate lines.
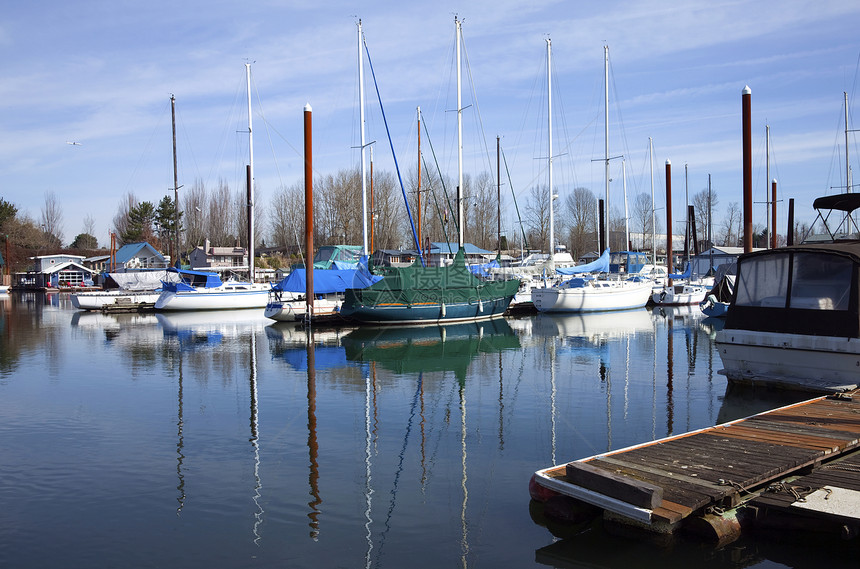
341,319 -> 520,380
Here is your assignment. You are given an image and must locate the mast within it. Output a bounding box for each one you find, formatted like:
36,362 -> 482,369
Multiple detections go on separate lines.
358,20 -> 369,255
370,146 -> 375,254
766,124 -> 770,248
456,17 -> 464,249
170,94 -> 180,266
497,135 -> 501,257
604,45 -> 610,249
684,163 -> 689,266
649,138 -> 656,265
245,63 -> 255,281
846,91 -> 852,194
622,159 -> 629,250
416,106 -> 422,248
547,38 -> 555,265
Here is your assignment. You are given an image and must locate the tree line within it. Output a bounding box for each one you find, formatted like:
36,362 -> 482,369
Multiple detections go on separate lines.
1,169 -> 817,273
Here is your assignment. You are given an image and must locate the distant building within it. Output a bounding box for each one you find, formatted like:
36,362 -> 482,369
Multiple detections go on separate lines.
114,242 -> 168,271
427,242 -> 496,267
15,254 -> 95,289
190,239 -> 247,270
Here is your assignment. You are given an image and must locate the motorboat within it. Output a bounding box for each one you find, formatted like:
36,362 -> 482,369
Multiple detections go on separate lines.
714,193 -> 860,393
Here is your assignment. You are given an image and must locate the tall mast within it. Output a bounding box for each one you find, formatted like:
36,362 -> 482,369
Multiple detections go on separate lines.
649,137 -> 655,265
547,38 -> 554,264
846,91 -> 852,194
245,63 -> 255,281
170,94 -> 180,266
456,17 -> 464,249
604,45 -> 610,249
416,107 -> 422,247
766,124 -> 770,248
358,20 -> 369,255
622,158 -> 629,250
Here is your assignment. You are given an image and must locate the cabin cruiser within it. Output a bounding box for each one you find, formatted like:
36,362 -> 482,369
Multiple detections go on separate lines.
714,194 -> 860,393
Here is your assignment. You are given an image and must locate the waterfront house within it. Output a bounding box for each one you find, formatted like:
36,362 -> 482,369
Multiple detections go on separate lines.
189,239 -> 247,270
114,242 -> 169,271
427,242 -> 496,267
15,254 -> 95,289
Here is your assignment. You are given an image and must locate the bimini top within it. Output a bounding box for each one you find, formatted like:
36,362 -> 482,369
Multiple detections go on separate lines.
813,193 -> 860,213
162,267 -> 223,291
557,248 -> 610,275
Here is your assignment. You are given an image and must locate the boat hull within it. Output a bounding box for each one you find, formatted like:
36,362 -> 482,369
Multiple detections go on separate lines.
341,296 -> 513,325
651,283 -> 708,306
155,287 -> 270,311
72,290 -> 161,310
532,280 -> 652,313
715,329 -> 860,393
264,298 -> 341,321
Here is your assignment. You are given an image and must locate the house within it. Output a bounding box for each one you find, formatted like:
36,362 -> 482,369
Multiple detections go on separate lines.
15,254 -> 95,289
83,254 -> 111,274
114,242 -> 169,271
427,242 -> 496,267
688,246 -> 764,277
190,239 -> 247,270
370,249 -> 420,268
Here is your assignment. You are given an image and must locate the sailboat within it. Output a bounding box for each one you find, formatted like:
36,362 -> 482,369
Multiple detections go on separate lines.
531,44 -> 651,314
155,64 -> 271,311
339,17 -> 518,325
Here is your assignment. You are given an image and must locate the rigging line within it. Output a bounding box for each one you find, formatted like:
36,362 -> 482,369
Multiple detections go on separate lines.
122,98 -> 169,197
607,51 -> 638,195
459,29 -> 495,177
174,103 -> 203,190
422,118 -> 460,239
421,154 -> 453,246
251,74 -> 286,187
362,36 -> 424,261
373,373 -> 423,569
206,72 -> 245,190
501,146 -> 528,249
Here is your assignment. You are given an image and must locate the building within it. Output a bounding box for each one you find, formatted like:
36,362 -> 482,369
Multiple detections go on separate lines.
427,242 -> 496,267
15,254 -> 95,289
190,239 -> 247,270
114,242 -> 169,271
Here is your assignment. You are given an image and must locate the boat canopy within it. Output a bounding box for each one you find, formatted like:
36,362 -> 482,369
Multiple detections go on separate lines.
272,268 -> 382,294
726,242 -> 860,337
609,251 -> 647,274
669,263 -> 691,280
812,193 -> 860,213
556,249 -> 610,275
162,268 -> 223,291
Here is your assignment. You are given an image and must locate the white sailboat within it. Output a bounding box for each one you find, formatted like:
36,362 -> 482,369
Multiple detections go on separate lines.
531,44 -> 652,314
155,64 -> 270,312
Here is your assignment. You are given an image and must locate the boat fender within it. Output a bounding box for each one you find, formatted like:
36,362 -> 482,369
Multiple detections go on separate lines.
528,474 -> 560,502
441,303 -> 446,318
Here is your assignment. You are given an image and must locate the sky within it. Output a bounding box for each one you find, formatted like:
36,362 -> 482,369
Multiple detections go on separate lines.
2,0 -> 860,249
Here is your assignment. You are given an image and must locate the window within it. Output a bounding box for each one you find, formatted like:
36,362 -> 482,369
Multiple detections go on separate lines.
735,253 -> 790,307
789,253 -> 852,311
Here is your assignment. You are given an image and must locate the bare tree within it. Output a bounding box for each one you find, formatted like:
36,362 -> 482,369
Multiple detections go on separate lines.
112,192 -> 137,245
692,188 -> 719,248
269,180 -> 305,251
183,179 -> 207,251
208,179 -> 235,245
466,171 -> 496,250
563,187 -> 598,259
525,185 -> 550,251
41,191 -> 64,247
718,201 -> 741,247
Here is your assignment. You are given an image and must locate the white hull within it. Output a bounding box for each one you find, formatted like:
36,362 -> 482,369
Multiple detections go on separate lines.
532,279 -> 652,313
715,329 -> 860,393
72,290 -> 161,310
155,284 -> 271,311
0,285 -> 9,294
651,283 -> 708,306
264,297 -> 341,321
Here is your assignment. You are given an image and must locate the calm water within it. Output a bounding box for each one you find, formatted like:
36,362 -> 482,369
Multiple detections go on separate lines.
0,292 -> 854,568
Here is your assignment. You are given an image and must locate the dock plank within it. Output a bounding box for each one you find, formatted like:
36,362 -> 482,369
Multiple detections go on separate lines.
534,395 -> 860,531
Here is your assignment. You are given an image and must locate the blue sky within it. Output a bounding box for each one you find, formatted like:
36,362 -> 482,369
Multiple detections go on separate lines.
2,0 -> 859,247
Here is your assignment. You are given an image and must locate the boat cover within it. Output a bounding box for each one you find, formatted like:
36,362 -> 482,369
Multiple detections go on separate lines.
107,270 -> 182,291
556,249 -> 610,275
272,268 -> 382,294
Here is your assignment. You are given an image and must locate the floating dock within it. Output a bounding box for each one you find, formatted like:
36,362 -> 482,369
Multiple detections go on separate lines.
531,392 -> 860,541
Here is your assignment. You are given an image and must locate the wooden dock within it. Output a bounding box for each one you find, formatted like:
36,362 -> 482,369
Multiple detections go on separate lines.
532,392 -> 860,538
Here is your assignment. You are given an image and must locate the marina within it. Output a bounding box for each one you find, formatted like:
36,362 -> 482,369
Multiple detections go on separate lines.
2,292 -> 857,568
